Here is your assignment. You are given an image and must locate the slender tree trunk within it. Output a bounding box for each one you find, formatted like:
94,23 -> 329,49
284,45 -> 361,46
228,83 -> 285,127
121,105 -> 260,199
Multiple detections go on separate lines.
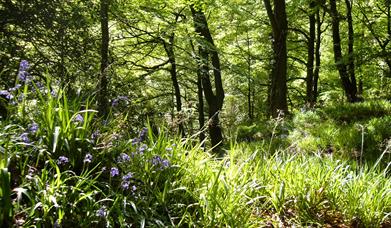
345,0 -> 359,99
263,0 -> 288,117
189,35 -> 206,146
163,34 -> 185,136
330,0 -> 358,102
197,71 -> 206,147
313,9 -> 322,104
98,0 -> 109,116
246,32 -> 253,120
191,5 -> 225,154
306,1 -> 316,106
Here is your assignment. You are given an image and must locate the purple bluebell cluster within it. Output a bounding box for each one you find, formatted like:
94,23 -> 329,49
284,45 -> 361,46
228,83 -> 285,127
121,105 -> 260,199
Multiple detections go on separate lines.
29,122 -> 39,133
110,167 -> 119,177
120,172 -> 134,190
96,207 -> 107,218
151,155 -> 170,170
18,60 -> 31,82
121,181 -> 130,190
131,137 -> 139,146
118,153 -> 130,163
91,130 -> 100,143
20,132 -> 30,143
122,172 -> 133,181
57,156 -> 69,165
139,127 -> 148,142
138,144 -> 148,154
0,90 -> 13,100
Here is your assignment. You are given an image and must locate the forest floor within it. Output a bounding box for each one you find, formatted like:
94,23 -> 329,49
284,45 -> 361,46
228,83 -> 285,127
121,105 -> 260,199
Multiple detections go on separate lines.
1,86 -> 390,227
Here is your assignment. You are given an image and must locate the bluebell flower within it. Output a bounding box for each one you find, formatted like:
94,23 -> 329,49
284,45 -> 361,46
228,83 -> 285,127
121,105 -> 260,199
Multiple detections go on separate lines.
138,144 -> 148,154
29,122 -> 39,133
139,127 -> 148,142
131,137 -> 139,146
161,159 -> 170,168
35,81 -> 44,91
19,60 -> 30,71
96,207 -> 107,218
166,147 -> 173,152
0,90 -> 13,100
17,60 -> 31,82
50,90 -> 57,97
151,155 -> 170,170
118,153 -> 130,162
84,153 -> 92,163
91,130 -> 100,142
18,71 -> 29,82
20,133 -> 30,143
121,180 -> 130,190
122,172 -> 133,181
74,114 -> 84,123
57,156 -> 69,165
152,155 -> 162,166
110,167 -> 119,177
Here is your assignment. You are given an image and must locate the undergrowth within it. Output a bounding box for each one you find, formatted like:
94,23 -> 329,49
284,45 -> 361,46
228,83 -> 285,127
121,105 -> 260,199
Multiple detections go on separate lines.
0,66 -> 390,227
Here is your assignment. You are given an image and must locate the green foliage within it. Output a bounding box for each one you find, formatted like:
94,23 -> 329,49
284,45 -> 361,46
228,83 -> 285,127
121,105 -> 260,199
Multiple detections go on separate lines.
287,101 -> 391,163
322,100 -> 391,122
2,90 -> 391,226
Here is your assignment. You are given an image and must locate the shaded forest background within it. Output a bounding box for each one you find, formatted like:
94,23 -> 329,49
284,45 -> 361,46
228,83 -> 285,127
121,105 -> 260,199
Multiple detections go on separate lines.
2,0 -> 391,147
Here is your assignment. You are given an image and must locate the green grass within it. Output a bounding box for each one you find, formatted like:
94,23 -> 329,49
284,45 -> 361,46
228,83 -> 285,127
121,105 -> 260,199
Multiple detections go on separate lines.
1,77 -> 390,227
176,143 -> 391,227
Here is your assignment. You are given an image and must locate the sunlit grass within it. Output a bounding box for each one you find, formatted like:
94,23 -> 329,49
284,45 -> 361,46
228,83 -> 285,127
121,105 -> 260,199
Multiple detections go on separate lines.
1,73 -> 390,227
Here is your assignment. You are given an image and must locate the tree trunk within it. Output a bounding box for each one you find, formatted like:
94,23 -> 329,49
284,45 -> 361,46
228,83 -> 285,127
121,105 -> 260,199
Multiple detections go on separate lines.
197,71 -> 206,148
191,5 -> 225,154
98,0 -> 109,116
313,9 -> 322,104
263,0 -> 288,117
163,33 -> 185,136
246,32 -> 253,120
330,0 -> 358,102
306,1 -> 316,106
345,0 -> 359,99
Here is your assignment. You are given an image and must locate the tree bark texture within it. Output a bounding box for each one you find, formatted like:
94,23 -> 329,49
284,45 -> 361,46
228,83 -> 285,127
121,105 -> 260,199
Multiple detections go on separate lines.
263,0 -> 288,117
313,9 -> 322,104
330,0 -> 358,102
191,5 -> 225,154
306,1 -> 316,106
